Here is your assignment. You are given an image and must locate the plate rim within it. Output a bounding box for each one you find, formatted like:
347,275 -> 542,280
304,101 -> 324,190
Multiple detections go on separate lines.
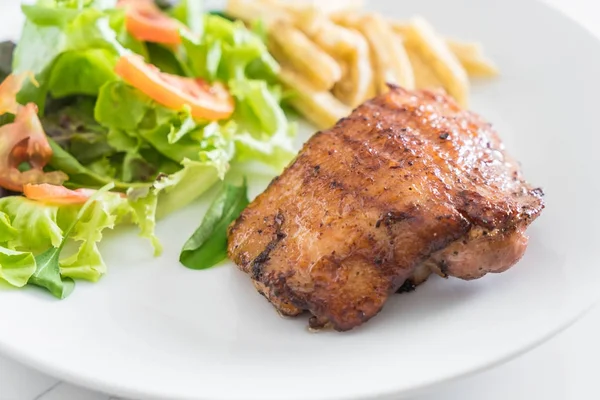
0,303 -> 596,400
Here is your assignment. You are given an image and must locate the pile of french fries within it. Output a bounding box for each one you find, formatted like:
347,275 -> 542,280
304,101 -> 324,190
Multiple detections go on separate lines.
227,0 -> 499,129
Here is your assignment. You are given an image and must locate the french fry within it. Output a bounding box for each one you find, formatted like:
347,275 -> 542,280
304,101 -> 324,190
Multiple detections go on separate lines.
330,13 -> 378,100
291,8 -> 372,106
332,32 -> 374,107
405,44 -> 444,90
278,0 -> 365,16
338,13 -> 415,94
393,21 -> 499,79
330,9 -> 363,26
279,68 -> 351,130
403,16 -> 469,106
364,14 -> 415,93
226,0 -> 291,25
293,7 -> 357,56
268,20 -> 343,91
446,39 -> 499,78
390,21 -> 409,37
229,0 -> 496,129
446,40 -> 481,57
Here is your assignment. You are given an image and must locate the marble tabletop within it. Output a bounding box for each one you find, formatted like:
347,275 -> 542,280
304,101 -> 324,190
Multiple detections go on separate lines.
1,0 -> 599,399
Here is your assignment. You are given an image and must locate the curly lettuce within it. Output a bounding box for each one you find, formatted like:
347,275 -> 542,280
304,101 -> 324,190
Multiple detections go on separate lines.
181,15 -> 296,169
0,189 -> 160,291
13,2 -> 133,110
0,247 -> 37,288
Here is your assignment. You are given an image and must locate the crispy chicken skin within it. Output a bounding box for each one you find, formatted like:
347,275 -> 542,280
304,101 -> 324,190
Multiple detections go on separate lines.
227,86 -> 544,331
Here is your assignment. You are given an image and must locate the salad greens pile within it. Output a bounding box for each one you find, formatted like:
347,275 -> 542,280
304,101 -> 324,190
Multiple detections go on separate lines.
0,183 -> 159,296
0,0 -> 296,297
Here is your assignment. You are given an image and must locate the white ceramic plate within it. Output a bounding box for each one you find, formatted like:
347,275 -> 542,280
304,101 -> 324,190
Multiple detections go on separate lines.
1,0 -> 599,399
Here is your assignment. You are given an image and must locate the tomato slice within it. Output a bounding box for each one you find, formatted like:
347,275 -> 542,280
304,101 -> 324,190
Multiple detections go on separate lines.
23,184 -> 94,205
118,0 -> 186,45
0,103 -> 67,192
13,103 -> 54,168
115,54 -> 235,121
0,73 -> 66,192
0,73 -> 31,115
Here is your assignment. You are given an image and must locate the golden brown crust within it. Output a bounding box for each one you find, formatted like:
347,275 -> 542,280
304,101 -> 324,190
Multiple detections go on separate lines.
227,86 -> 544,331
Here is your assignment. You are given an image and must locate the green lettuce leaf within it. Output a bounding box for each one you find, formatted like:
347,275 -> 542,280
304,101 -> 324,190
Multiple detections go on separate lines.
29,246 -> 75,299
42,93 -> 164,188
180,15 -> 295,170
76,79 -> 237,216
123,143 -> 232,221
34,0 -> 118,11
28,184 -> 115,298
180,180 -> 249,270
106,129 -> 155,182
95,80 -> 234,173
0,208 -> 36,289
189,122 -> 236,179
58,190 -> 131,281
0,247 -> 37,288
0,189 -> 161,285
155,158 -> 223,219
171,0 -> 204,38
167,106 -> 197,144
0,211 -> 17,243
229,80 -> 295,170
59,241 -> 104,282
127,130 -> 235,218
182,15 -> 278,83
0,197 -> 63,252
207,11 -> 235,22
128,186 -> 162,256
48,49 -> 118,98
47,138 -> 149,191
146,43 -> 187,76
42,97 -> 114,165
183,36 -> 221,81
13,2 -> 138,111
138,108 -> 205,163
95,81 -> 199,160
95,80 -> 149,130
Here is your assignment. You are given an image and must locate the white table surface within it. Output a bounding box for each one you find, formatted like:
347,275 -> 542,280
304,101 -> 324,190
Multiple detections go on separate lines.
1,0 -> 599,399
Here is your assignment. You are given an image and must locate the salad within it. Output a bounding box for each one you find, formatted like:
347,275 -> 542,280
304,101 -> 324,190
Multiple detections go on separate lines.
0,0 -> 296,298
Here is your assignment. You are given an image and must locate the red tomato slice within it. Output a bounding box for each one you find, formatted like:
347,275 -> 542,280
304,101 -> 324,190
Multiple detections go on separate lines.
115,54 -> 235,121
23,184 -> 94,205
118,0 -> 186,45
0,103 -> 67,192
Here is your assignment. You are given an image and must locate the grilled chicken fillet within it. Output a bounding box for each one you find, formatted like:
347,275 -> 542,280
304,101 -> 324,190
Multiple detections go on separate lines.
228,86 -> 544,331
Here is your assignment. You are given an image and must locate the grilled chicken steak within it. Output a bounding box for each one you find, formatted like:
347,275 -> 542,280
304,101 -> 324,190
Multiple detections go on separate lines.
227,86 -> 544,331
